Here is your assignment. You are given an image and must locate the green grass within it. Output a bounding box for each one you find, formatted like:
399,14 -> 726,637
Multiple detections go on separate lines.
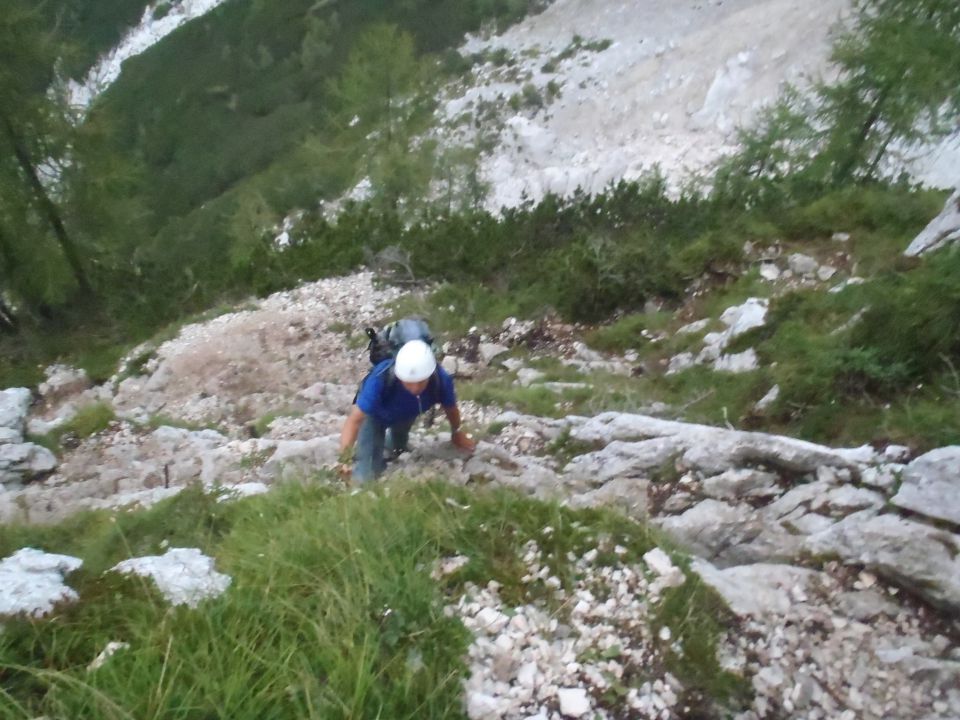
585,314 -> 650,353
459,379 -> 562,418
460,363 -> 768,432
0,480 -> 748,718
29,402 -> 116,454
250,409 -> 303,438
546,426 -> 600,466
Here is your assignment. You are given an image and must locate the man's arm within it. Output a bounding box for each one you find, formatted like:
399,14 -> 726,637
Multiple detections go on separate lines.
443,404 -> 476,453
339,405 -> 366,461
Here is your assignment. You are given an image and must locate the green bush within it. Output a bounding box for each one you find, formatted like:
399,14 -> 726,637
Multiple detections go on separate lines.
852,247 -> 960,382
670,230 -> 745,280
521,82 -> 543,108
752,248 -> 960,437
781,186 -> 945,240
585,314 -> 650,353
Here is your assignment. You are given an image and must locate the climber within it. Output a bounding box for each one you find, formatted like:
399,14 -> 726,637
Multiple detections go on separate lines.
337,339 -> 476,482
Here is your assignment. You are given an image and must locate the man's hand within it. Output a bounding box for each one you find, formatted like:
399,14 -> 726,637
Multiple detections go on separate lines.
334,446 -> 354,481
451,429 -> 476,453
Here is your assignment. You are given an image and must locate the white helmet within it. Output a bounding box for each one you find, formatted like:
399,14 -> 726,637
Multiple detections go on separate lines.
394,340 -> 437,382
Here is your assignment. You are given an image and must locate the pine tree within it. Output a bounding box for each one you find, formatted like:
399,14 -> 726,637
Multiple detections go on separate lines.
328,24 -> 428,212
817,0 -> 960,185
720,0 -> 960,198
328,23 -> 421,142
0,0 -> 93,295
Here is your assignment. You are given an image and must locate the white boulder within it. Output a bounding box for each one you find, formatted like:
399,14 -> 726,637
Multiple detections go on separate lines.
904,188 -> 960,256
891,447 -> 960,525
0,548 -> 82,617
0,388 -> 32,436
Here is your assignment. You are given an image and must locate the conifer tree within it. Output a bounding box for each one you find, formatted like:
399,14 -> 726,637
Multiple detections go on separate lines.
0,2 -> 92,308
718,0 -> 960,200
817,0 -> 960,185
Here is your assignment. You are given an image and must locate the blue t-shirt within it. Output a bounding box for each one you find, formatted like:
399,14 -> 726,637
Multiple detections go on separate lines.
356,360 -> 456,426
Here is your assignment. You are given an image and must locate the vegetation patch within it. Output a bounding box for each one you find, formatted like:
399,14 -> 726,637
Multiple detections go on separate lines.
585,314 -> 650,353
29,402 -> 116,454
250,409 -> 304,438
0,479 -> 748,718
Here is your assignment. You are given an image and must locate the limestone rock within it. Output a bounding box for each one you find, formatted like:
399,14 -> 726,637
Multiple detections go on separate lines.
759,263 -> 781,281
571,413 -> 868,477
0,442 -> 57,484
0,547 -> 83,617
0,388 -> 32,436
656,499 -> 758,561
563,438 -> 680,486
38,365 -> 91,401
788,253 -> 819,277
817,264 -> 837,281
904,188 -> 960,256
811,486 -> 885,517
836,589 -> 898,621
441,355 -> 459,376
860,464 -> 902,491
713,349 -> 759,373
557,687 -> 590,717
676,319 -> 710,335
754,384 -> 780,412
666,352 -> 696,375
463,443 -> 560,497
719,297 -> 768,338
260,436 -> 338,481
805,513 -> 960,612
780,512 -> 835,536
479,343 -> 510,365
297,382 -> 354,408
891,447 -> 960,525
763,480 -> 837,519
569,477 -> 650,518
701,468 -> 780,501
691,559 -> 826,617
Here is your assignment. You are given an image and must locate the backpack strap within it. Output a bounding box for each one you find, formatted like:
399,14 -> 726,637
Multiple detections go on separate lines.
353,360 -> 397,404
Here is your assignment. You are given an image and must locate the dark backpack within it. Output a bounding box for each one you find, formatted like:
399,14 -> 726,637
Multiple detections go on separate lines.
365,317 -> 435,365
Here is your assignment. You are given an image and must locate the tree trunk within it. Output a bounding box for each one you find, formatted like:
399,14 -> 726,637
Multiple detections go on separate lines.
0,292 -> 18,333
0,222 -> 16,273
864,124 -> 899,182
832,84 -> 891,186
0,112 -> 93,296
0,224 -> 21,331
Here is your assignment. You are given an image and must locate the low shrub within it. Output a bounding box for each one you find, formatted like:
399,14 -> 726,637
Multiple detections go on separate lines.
585,314 -> 649,353
852,247 -> 960,383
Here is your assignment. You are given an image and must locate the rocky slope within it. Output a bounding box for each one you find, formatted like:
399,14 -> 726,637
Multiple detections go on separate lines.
427,0 -> 959,210
2,267 -> 958,719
